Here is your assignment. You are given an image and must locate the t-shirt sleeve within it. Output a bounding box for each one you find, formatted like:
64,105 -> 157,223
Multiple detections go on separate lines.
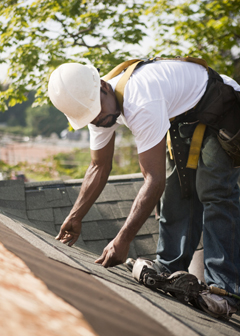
220,74 -> 240,92
88,122 -> 119,151
128,99 -> 170,154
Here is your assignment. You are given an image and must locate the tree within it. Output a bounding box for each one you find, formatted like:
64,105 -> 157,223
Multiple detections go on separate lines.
0,0 -> 147,111
147,0 -> 240,80
0,90 -> 35,126
25,104 -> 68,137
0,87 -> 67,137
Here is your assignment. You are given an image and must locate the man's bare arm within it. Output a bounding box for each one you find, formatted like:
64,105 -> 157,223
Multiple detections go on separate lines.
56,133 -> 115,246
95,137 -> 166,267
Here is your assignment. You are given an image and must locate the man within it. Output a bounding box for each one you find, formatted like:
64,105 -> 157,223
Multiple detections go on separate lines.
48,59 -> 240,318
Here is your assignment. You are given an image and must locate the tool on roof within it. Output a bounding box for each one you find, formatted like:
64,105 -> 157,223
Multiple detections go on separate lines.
125,258 -> 240,304
126,258 -> 204,304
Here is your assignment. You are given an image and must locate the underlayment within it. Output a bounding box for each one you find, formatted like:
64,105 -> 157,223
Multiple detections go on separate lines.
0,177 -> 240,336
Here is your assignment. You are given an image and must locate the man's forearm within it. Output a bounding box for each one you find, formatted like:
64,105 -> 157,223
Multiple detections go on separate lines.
95,176 -> 165,267
117,176 -> 165,243
69,161 -> 111,221
56,135 -> 115,247
67,134 -> 115,223
95,138 -> 166,267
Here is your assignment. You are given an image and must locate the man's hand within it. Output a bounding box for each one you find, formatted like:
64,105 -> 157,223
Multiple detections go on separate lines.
55,217 -> 81,247
95,236 -> 130,268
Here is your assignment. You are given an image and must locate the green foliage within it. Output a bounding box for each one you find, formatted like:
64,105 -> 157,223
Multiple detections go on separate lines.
51,145 -> 140,180
14,158 -> 60,181
0,90 -> 34,126
0,160 -> 12,179
147,0 -> 240,78
3,145 -> 140,181
0,0 -> 147,111
52,149 -> 91,179
1,0 -> 239,115
0,87 -> 67,136
0,125 -> 32,135
112,146 -> 140,175
25,104 -> 68,136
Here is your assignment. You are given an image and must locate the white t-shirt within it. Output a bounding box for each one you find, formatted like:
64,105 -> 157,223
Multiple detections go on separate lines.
88,61 -> 240,154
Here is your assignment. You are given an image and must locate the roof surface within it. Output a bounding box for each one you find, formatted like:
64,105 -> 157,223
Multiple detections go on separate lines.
0,176 -> 240,336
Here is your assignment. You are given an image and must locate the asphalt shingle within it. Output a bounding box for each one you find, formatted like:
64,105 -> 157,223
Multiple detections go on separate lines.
136,222 -> 150,236
99,184 -> 121,202
26,190 -> 47,210
95,191 -> 105,203
26,220 -> 57,236
118,201 -> 132,217
60,206 -> 72,219
82,204 -> 103,222
0,207 -> 27,219
1,178 -> 240,336
66,186 -> 81,204
115,183 -> 138,200
128,241 -> 138,259
0,180 -> 25,201
53,208 -> 64,224
145,217 -> 159,234
26,189 -> 72,210
96,203 -> 116,220
133,235 -> 157,256
152,233 -> 159,246
133,181 -> 144,193
81,221 -> 105,241
27,208 -> 54,222
84,239 -> 109,255
98,220 -> 123,239
106,202 -> 123,219
44,188 -> 65,202
0,200 -> 26,211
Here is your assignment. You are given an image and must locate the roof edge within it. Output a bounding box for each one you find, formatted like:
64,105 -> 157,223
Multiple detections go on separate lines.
25,173 -> 144,190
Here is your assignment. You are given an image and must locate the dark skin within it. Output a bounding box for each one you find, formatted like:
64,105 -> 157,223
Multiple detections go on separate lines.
56,79 -> 166,267
91,80 -> 121,128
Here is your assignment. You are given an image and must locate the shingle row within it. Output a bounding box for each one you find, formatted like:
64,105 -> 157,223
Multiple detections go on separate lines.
0,178 -> 160,258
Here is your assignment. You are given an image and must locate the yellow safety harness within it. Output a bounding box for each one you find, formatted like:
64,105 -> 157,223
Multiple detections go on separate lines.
104,56 -> 209,170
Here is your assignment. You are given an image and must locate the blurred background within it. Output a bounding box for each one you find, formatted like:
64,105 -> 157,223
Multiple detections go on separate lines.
0,0 -> 239,182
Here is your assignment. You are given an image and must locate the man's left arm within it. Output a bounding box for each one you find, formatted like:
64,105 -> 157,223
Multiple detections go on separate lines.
95,137 -> 166,267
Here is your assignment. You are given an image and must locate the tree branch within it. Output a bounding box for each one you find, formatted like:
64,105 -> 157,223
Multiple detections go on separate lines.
72,36 -> 111,53
71,26 -> 94,38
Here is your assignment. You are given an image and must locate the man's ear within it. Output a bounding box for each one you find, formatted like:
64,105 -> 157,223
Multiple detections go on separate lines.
100,79 -> 110,93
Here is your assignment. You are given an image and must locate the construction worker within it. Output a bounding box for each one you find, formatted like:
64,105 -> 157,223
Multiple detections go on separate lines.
48,60 -> 240,318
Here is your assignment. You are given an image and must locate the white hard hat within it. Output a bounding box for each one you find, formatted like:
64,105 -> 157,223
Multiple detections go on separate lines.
48,63 -> 101,130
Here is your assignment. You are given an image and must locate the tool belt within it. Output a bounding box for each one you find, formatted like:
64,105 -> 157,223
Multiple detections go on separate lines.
195,68 -> 240,167
169,67 -> 240,198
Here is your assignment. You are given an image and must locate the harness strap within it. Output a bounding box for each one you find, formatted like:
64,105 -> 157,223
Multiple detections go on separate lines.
115,60 -> 143,113
169,122 -> 193,198
168,120 -> 207,170
103,59 -> 142,81
166,130 -> 174,160
186,123 -> 206,169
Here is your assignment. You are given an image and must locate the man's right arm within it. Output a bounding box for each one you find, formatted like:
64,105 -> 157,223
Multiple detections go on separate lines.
56,133 -> 115,246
